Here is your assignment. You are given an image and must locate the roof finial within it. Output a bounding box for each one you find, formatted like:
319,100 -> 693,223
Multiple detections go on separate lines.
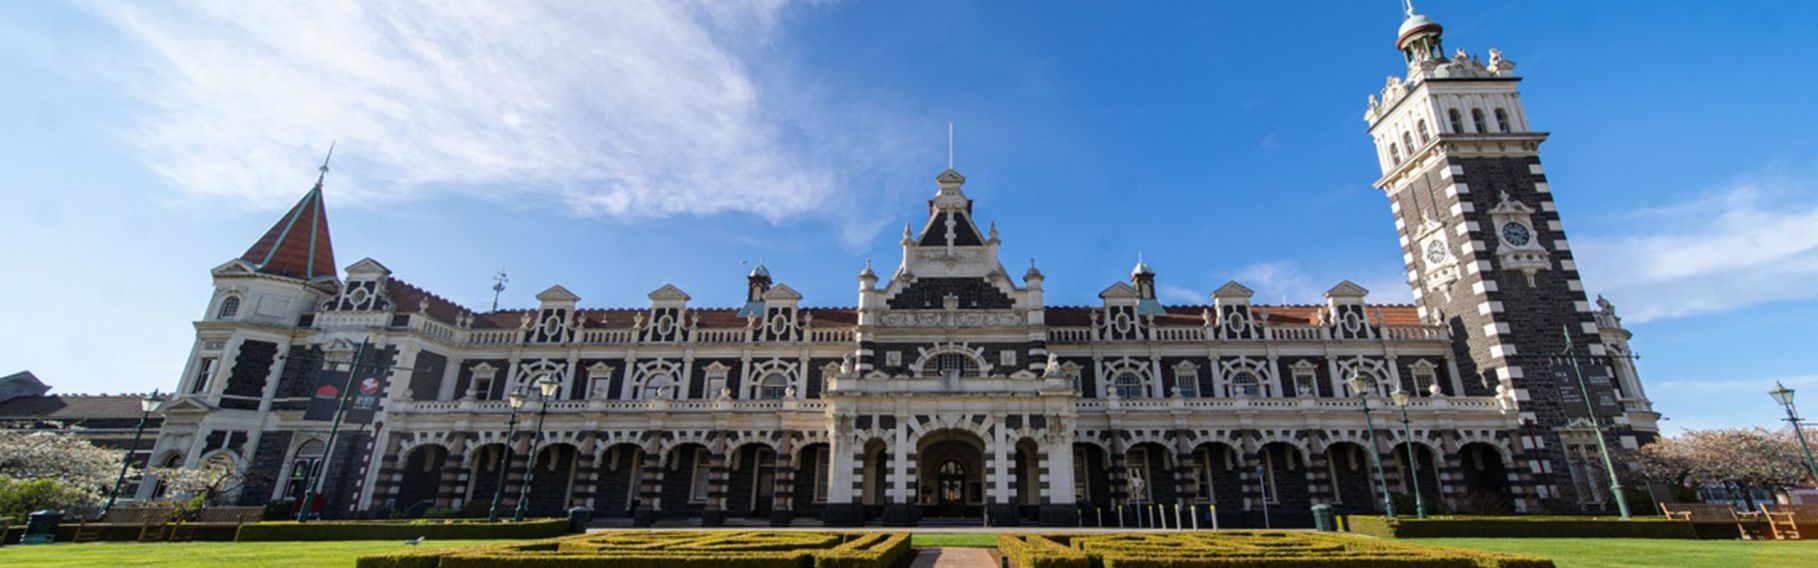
491,270 -> 508,311
1403,0 -> 1416,16
947,121 -> 955,170
316,141 -> 335,188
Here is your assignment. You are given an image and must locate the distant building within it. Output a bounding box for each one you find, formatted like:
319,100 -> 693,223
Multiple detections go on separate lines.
144,8 -> 1657,526
0,371 -> 164,499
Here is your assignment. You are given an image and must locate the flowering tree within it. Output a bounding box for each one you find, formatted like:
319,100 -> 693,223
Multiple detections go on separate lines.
148,453 -> 242,506
0,430 -> 128,515
1634,427 -> 1814,507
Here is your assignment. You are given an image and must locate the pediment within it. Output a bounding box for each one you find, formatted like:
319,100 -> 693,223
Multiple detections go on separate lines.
344,258 -> 392,278
1324,280 -> 1371,299
536,285 -> 581,303
762,284 -> 804,302
1213,281 -> 1255,299
647,284 -> 692,302
210,259 -> 258,276
1098,282 -> 1141,299
159,396 -> 213,414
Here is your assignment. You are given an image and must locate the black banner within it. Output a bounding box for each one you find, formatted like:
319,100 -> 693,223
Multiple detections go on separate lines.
303,368 -> 383,424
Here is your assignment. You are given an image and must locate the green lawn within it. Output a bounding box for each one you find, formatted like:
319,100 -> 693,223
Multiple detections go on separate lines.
0,539 -> 496,567
1430,538 -> 1818,568
910,533 -> 998,548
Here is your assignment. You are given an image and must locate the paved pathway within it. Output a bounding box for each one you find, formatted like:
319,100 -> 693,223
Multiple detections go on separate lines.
909,548 -> 997,568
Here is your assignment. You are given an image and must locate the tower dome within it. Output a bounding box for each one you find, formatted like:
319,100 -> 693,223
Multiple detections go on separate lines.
1395,8 -> 1445,65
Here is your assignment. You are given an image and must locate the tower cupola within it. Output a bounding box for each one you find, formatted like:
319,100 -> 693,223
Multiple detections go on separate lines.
1396,5 -> 1444,66
739,261 -> 773,318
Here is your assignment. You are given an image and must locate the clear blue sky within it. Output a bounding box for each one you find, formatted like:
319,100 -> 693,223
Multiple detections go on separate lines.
3,1 -> 1815,433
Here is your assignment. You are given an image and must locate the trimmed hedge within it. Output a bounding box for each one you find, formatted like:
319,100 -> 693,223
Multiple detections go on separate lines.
238,518 -> 569,541
1343,515 -> 1699,539
357,531 -> 910,568
999,534 -> 1090,568
1008,533 -> 1553,568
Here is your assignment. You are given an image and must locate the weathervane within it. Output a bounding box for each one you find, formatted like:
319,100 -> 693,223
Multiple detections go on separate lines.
491,270 -> 509,311
316,141 -> 335,188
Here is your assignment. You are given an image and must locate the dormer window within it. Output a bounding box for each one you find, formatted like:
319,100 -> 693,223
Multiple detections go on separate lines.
1447,109 -> 1464,133
1494,108 -> 1511,133
1471,108 -> 1487,133
217,296 -> 241,319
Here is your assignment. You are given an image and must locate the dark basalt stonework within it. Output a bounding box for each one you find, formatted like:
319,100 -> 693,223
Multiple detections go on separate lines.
222,340 -> 279,410
887,277 -> 1013,310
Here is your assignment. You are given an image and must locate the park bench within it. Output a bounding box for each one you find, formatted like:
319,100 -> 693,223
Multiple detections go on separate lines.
1760,504 -> 1818,540
73,506 -> 176,542
1,517 -> 10,547
1660,502 -> 1763,540
168,506 -> 267,542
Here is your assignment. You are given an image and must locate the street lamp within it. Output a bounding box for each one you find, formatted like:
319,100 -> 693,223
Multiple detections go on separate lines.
104,390 -> 164,515
513,375 -> 561,522
1769,382 -> 1818,484
1348,372 -> 1396,518
487,387 -> 528,523
1390,389 -> 1427,519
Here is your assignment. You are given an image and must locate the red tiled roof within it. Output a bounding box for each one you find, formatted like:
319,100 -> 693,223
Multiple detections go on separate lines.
385,278 -> 473,324
0,395 -> 155,420
240,185 -> 335,281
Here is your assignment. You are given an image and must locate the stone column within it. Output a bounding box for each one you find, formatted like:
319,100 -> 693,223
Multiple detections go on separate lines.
988,424 -> 1018,526
570,435 -> 600,511
1107,432 -> 1129,527
633,439 -> 664,527
821,423 -> 862,526
769,432 -> 796,527
884,427 -> 916,526
701,432 -> 729,527
438,435 -> 469,509
1038,437 -> 1081,527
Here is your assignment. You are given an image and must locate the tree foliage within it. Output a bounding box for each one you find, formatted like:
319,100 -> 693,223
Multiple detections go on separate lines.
1633,427 -> 1814,490
0,431 -> 125,499
149,453 -> 242,505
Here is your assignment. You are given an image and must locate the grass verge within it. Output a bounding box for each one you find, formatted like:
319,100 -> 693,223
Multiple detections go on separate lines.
1429,537 -> 1818,568
911,533 -> 999,548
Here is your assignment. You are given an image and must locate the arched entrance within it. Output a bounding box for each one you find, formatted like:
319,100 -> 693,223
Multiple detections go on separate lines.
396,444 -> 448,515
1457,442 -> 1514,514
917,430 -> 986,519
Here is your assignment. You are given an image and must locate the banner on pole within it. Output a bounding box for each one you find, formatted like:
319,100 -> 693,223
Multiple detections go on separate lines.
303,368 -> 383,423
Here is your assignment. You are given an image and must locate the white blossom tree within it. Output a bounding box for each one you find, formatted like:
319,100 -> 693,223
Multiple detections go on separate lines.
0,430 -> 124,499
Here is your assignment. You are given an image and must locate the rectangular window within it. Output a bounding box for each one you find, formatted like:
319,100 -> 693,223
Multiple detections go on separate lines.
1293,367 -> 1317,396
999,350 -> 1016,367
191,358 -> 218,394
1073,448 -> 1090,502
1411,366 -> 1437,396
689,451 -> 711,503
473,378 -> 493,400
812,451 -> 829,504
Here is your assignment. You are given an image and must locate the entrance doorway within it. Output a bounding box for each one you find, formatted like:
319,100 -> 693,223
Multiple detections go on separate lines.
917,430 -> 986,519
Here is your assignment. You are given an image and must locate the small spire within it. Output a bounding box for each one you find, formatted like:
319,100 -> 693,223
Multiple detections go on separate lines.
947,121 -> 955,170
316,141 -> 335,188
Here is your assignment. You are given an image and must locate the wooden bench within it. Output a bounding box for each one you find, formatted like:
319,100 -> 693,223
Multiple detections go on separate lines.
1,517 -> 10,547
1660,502 -> 1763,540
168,506 -> 266,542
1761,504 -> 1818,540
72,507 -> 176,543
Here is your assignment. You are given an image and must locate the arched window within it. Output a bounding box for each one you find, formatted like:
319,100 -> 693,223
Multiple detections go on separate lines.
921,351 -> 980,379
638,374 -> 676,399
1229,372 -> 1262,397
1471,108 -> 1487,133
1388,144 -> 1402,164
217,296 -> 240,319
1447,109 -> 1464,133
1113,372 -> 1145,398
758,373 -> 789,400
1494,108 -> 1511,133
283,441 -> 326,499
1401,132 -> 1416,157
1417,119 -> 1431,143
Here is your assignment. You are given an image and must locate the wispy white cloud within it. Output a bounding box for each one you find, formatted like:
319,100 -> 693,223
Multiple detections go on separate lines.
1227,260 -> 1413,305
1574,178 -> 1818,322
56,0 -> 909,248
1159,285 -> 1205,304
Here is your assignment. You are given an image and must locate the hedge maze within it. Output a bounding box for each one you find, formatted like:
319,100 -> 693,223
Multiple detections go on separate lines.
1000,533 -> 1555,568
357,531 -> 911,568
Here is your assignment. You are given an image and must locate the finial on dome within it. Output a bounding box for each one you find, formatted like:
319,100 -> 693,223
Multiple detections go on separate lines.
1131,251 -> 1154,276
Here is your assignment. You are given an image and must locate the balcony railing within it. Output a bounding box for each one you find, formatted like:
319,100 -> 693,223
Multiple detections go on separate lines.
1046,323 -> 1448,344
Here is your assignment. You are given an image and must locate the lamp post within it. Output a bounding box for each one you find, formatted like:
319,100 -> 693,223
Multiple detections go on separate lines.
487,387 -> 528,523
1556,327 -> 1631,519
1390,389 -> 1428,519
104,390 -> 164,515
513,376 -> 561,522
1348,372 -> 1396,518
297,338 -> 370,523
1769,382 -> 1818,484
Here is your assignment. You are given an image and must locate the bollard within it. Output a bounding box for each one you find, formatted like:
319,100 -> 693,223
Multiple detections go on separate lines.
1096,506 -> 1102,528
1191,504 -> 1200,530
1175,503 -> 1183,530
1211,505 -> 1219,530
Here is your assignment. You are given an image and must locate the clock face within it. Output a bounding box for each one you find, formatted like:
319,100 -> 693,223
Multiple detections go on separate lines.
1501,222 -> 1532,246
1424,240 -> 1448,265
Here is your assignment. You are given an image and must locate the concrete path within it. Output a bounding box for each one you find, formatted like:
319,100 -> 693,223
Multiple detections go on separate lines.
909,548 -> 997,568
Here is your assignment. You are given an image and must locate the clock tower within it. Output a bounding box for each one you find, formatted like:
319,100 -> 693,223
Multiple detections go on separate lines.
1365,7 -> 1652,511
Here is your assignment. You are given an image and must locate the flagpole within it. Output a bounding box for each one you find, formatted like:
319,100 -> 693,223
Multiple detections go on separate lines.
296,337 -> 370,523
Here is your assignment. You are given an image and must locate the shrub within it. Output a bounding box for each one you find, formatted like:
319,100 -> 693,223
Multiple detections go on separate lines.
1016,532 -> 1552,568
358,531 -> 911,568
237,518 -> 569,541
999,535 -> 1090,568
0,477 -> 94,520
1342,515 -> 1698,539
